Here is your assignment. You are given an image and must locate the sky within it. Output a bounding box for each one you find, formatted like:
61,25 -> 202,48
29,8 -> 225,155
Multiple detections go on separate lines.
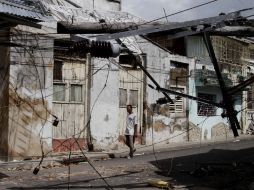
121,0 -> 254,22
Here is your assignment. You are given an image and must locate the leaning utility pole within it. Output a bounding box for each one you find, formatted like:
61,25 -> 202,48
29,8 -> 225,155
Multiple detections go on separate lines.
203,32 -> 239,137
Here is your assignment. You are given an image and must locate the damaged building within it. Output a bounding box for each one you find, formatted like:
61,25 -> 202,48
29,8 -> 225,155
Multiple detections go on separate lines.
0,0 -> 54,161
150,35 -> 254,140
0,0 -> 253,161
45,0 -> 194,151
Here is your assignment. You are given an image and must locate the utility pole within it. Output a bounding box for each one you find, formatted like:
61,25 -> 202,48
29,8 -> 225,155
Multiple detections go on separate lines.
86,53 -> 93,151
203,32 -> 239,137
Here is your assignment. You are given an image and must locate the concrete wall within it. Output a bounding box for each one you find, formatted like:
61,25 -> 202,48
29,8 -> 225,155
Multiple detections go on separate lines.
89,37 -> 194,149
7,27 -> 54,160
72,0 -> 121,11
0,31 -> 10,161
189,83 -> 226,140
136,37 -> 195,145
90,58 -> 120,150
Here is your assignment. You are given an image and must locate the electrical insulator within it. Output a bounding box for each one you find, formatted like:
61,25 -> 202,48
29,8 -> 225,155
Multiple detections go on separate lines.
70,39 -> 121,58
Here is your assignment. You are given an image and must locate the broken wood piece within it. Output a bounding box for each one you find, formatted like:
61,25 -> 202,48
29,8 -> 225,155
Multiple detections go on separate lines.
61,156 -> 87,165
147,179 -> 170,189
57,21 -> 160,34
172,184 -> 194,189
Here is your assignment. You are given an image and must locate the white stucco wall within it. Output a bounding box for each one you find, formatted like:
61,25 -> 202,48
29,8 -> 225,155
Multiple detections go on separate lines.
136,37 -> 194,144
8,26 -> 54,158
188,67 -> 242,140
137,37 -> 193,104
189,83 -> 226,139
90,58 -> 120,150
90,37 -> 194,148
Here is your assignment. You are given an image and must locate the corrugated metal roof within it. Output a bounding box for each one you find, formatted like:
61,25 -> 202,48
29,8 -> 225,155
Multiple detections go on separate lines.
0,0 -> 46,20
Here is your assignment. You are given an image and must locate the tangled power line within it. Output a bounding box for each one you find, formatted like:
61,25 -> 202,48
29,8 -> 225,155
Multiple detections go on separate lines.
1,0 -> 254,189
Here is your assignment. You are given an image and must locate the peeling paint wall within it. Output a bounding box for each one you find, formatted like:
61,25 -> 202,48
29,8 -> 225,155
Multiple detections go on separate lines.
0,31 -> 10,161
90,58 -> 120,151
133,36 -> 194,145
7,27 -> 54,160
79,36 -> 194,150
188,83 -> 231,140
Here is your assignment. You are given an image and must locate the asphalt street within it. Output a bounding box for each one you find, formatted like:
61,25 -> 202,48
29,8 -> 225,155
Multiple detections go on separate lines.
0,138 -> 254,190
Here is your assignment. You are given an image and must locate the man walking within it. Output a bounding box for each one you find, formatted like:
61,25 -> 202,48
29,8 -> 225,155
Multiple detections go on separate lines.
125,105 -> 138,159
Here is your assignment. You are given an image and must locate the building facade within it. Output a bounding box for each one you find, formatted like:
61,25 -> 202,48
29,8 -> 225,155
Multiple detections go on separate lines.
1,0 -> 253,161
0,0 -> 54,161
150,35 -> 254,140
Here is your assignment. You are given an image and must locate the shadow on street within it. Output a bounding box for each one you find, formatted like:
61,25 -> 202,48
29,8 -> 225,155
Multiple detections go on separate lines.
4,146 -> 254,190
150,147 -> 254,190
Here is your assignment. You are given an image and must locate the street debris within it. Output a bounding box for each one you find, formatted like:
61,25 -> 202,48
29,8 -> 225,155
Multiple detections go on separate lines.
171,184 -> 193,189
61,156 -> 88,165
134,153 -> 145,156
147,179 -> 170,189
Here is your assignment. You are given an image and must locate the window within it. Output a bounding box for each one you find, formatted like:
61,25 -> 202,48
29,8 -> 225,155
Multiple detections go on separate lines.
170,68 -> 188,86
119,88 -> 127,107
170,97 -> 184,113
70,84 -> 82,102
119,54 -> 137,66
54,61 -> 63,80
129,90 -> 138,107
197,93 -> 216,116
170,61 -> 188,87
53,84 -> 66,101
169,87 -> 184,113
119,89 -> 139,107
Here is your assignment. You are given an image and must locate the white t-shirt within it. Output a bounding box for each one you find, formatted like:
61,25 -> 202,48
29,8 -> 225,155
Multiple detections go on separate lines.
125,113 -> 137,135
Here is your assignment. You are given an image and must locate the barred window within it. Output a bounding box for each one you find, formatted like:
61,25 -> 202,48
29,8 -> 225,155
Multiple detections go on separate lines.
169,87 -> 184,113
197,93 -> 216,116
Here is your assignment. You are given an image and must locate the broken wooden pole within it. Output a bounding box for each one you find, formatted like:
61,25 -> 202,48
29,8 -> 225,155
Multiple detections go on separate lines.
57,21 -> 160,34
203,32 -> 239,137
131,55 -> 174,104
